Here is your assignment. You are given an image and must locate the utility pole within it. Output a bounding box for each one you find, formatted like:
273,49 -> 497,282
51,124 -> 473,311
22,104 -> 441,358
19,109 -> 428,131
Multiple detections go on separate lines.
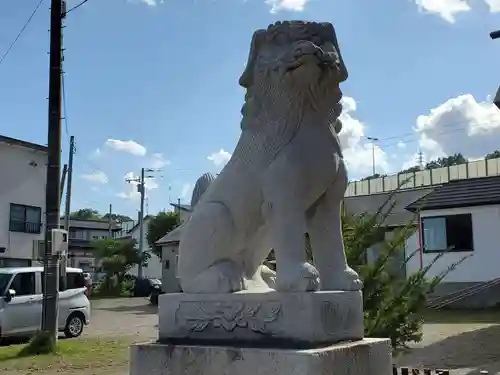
59,164 -> 67,204
41,0 -> 64,344
60,135 -> 74,283
417,150 -> 424,170
366,136 -> 379,175
126,168 -> 158,279
490,31 -> 500,110
108,204 -> 112,237
63,136 -> 74,231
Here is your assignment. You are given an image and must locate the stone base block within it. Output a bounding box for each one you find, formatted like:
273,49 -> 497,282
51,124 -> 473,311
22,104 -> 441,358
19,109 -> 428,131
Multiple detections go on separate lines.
158,291 -> 363,348
129,338 -> 392,375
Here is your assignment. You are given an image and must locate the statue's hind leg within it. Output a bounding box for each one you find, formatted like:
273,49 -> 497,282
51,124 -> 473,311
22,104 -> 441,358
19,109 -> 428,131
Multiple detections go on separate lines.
306,162 -> 362,291
262,170 -> 320,292
178,202 -> 245,294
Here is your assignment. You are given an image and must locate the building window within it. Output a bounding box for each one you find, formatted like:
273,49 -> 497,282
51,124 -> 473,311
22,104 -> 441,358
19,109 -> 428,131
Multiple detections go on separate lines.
70,229 -> 86,240
9,204 -> 42,234
422,214 -> 473,253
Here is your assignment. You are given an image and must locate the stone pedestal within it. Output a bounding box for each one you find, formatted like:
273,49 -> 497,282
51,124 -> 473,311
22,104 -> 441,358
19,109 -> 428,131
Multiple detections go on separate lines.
158,291 -> 364,348
130,291 -> 392,375
129,338 -> 392,375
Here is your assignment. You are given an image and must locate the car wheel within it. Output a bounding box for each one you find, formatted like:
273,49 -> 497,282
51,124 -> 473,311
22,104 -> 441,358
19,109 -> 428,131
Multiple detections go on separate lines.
64,313 -> 85,338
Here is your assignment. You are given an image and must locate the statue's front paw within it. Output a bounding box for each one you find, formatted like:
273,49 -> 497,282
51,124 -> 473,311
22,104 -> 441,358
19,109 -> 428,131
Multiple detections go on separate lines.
275,262 -> 320,292
322,266 -> 363,291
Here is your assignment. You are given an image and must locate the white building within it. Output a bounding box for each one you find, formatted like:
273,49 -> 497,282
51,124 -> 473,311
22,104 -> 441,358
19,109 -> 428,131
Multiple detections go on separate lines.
0,135 -> 47,267
404,175 -> 500,308
126,216 -> 163,279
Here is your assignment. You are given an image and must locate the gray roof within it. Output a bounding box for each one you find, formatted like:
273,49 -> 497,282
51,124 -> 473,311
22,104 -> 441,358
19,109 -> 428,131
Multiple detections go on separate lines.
156,222 -> 185,245
170,203 -> 192,212
0,135 -> 47,153
406,176 -> 500,212
343,188 -> 435,226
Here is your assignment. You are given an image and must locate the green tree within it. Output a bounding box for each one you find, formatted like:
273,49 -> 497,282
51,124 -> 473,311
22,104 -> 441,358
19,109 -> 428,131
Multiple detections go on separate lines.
425,153 -> 467,169
361,173 -> 387,181
267,196 -> 466,351
70,208 -> 102,220
102,213 -> 133,223
92,238 -> 150,296
147,211 -> 181,258
400,166 -> 421,174
485,150 -> 500,160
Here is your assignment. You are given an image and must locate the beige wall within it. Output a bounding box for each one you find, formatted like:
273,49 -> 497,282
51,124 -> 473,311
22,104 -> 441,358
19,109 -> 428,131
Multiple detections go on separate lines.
161,243 -> 181,293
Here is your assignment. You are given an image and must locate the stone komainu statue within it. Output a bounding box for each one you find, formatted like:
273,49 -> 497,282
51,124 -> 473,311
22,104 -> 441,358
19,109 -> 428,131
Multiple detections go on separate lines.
177,21 -> 362,294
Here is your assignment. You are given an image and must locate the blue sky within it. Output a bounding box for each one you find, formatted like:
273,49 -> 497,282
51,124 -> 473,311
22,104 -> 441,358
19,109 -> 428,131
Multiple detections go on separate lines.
1,0 -> 500,218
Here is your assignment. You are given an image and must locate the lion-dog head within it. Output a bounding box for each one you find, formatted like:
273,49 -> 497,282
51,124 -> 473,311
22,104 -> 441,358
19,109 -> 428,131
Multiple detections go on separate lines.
239,21 -> 346,133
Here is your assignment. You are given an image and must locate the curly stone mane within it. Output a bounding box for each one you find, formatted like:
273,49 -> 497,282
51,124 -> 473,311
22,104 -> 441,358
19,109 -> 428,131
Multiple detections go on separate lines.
232,21 -> 347,167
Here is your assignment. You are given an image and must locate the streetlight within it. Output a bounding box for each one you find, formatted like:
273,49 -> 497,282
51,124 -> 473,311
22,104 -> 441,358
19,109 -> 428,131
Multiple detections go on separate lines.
490,30 -> 500,110
366,136 -> 379,175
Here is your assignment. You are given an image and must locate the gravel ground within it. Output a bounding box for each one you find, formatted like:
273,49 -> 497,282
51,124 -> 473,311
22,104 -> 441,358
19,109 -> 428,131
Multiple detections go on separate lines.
84,298 -> 158,341
397,322 -> 500,374
6,298 -> 499,374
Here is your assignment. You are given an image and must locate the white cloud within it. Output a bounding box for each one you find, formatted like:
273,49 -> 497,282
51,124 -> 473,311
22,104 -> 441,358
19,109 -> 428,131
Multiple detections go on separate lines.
337,97 -> 391,178
397,141 -> 407,149
415,0 -> 500,22
413,94 -> 500,160
117,171 -> 159,201
485,0 -> 500,12
180,183 -> 194,200
105,139 -> 147,156
81,171 -> 108,184
265,0 -> 309,13
90,148 -> 101,159
149,153 -> 170,169
207,149 -> 232,167
415,0 -> 471,23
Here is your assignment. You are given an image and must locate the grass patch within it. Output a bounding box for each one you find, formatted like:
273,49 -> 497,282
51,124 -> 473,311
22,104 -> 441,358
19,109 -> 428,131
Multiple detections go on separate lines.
423,308 -> 500,324
0,338 -> 131,372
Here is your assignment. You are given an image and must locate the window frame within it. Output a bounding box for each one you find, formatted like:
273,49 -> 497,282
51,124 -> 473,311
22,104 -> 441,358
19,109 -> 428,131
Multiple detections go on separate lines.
7,271 -> 36,296
421,213 -> 474,254
9,203 -> 42,234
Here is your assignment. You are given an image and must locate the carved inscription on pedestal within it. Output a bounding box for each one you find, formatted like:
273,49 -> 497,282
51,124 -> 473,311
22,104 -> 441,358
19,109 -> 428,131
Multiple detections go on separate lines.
321,301 -> 359,335
175,301 -> 282,335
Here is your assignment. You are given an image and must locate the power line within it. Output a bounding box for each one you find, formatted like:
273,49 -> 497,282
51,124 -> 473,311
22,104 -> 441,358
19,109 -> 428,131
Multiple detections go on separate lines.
65,0 -> 89,14
0,0 -> 45,66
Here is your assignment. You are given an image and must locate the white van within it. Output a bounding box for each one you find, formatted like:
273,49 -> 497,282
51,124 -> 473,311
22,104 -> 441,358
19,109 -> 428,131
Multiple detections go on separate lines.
0,266 -> 90,339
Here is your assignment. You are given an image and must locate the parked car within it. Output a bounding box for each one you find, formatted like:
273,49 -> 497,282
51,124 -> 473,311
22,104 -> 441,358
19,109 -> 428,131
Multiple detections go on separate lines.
149,286 -> 164,306
0,266 -> 90,339
132,277 -> 162,298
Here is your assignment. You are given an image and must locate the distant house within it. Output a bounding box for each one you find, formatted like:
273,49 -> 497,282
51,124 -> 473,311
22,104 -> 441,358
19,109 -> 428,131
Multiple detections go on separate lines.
404,175 -> 500,308
0,135 -> 48,267
156,205 -> 192,293
59,218 -> 122,272
125,216 -> 163,280
343,188 -> 433,277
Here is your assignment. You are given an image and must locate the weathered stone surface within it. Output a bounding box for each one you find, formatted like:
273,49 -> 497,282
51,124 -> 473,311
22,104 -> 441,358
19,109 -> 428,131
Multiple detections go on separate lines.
158,291 -> 363,347
129,338 -> 392,375
176,20 -> 361,294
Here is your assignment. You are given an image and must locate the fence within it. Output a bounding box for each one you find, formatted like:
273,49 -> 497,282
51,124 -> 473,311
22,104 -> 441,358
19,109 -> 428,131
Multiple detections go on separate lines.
345,157 -> 500,197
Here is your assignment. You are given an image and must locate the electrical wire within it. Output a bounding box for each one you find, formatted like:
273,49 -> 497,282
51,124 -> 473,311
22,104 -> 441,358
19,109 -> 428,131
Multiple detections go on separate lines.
0,0 -> 45,66
65,0 -> 89,14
